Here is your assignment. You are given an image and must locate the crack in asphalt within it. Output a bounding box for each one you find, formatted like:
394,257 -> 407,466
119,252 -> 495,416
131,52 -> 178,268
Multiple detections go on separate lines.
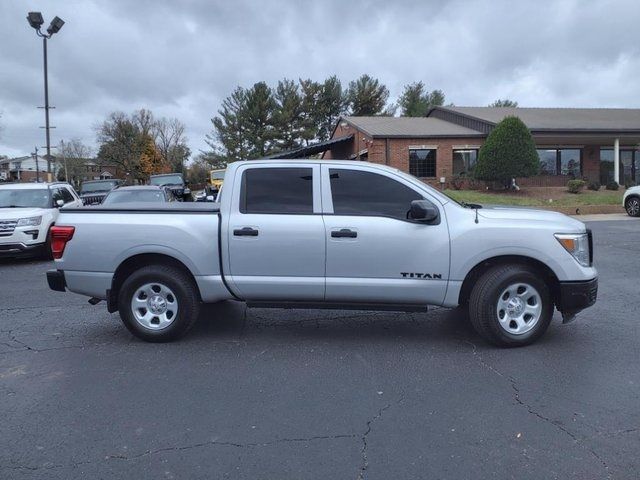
105,434 -> 359,461
357,395 -> 405,480
463,340 -> 611,479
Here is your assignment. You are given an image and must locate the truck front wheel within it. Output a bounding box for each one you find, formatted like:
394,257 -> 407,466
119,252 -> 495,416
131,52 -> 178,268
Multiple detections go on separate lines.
118,264 -> 200,342
469,265 -> 554,347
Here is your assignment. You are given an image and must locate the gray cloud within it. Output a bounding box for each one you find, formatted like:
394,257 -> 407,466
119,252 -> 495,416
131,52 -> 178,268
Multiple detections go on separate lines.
1,0 -> 639,158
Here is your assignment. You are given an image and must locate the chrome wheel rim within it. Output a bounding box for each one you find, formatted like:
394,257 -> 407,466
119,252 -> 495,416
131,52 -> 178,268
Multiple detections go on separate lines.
626,198 -> 640,216
131,282 -> 178,330
496,282 -> 542,335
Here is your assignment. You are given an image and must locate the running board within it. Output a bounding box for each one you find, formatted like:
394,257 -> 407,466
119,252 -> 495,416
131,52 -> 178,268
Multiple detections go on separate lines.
246,301 -> 428,313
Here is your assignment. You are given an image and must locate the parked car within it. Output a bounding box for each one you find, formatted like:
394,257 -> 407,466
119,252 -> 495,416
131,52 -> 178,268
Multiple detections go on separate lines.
623,185 -> 640,217
79,179 -> 123,205
149,173 -> 191,201
194,189 -> 216,202
101,185 -> 175,205
0,182 -> 81,257
47,160 -> 597,347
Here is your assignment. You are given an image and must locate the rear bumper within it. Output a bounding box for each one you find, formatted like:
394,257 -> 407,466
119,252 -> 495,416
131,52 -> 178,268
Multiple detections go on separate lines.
557,277 -> 598,315
47,269 -> 66,292
0,242 -> 46,257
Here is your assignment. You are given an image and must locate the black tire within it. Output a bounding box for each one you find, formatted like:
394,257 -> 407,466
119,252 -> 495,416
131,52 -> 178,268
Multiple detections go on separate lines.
625,196 -> 640,217
43,227 -> 53,260
468,265 -> 554,347
117,264 -> 200,342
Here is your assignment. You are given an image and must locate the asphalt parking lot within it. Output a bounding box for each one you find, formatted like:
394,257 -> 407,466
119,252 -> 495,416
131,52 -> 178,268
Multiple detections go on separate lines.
1,219 -> 639,479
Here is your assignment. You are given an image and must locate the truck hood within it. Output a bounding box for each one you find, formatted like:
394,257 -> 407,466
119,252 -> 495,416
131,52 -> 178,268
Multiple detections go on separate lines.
0,207 -> 48,219
477,205 -> 586,231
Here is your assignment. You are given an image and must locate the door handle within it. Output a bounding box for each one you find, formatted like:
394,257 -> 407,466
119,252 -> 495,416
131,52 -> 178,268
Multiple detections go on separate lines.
234,227 -> 259,237
331,228 -> 357,238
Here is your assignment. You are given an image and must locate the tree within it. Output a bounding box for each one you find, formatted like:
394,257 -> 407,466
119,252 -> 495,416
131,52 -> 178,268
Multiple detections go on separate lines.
243,82 -> 277,158
315,76 -> 346,141
346,74 -> 390,116
206,86 -> 249,163
273,79 -> 305,152
58,139 -> 93,187
186,152 -> 224,185
96,112 -> 146,182
398,82 -> 446,117
474,116 -> 539,188
489,99 -> 518,107
155,117 -> 190,172
139,135 -> 170,177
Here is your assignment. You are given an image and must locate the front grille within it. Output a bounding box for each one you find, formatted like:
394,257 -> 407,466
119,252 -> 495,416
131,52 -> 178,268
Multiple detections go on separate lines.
587,228 -> 593,265
0,220 -> 18,237
82,194 -> 106,205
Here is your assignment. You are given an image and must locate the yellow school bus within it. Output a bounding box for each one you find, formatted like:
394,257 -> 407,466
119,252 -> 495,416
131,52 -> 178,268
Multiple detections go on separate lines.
208,169 -> 225,193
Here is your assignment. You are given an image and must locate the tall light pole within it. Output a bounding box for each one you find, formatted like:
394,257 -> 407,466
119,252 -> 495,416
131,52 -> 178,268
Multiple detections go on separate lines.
27,12 -> 65,177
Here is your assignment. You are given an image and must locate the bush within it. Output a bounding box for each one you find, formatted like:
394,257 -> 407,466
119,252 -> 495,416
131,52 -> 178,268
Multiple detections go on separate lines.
606,181 -> 619,191
587,181 -> 601,191
567,179 -> 586,194
474,116 -> 539,188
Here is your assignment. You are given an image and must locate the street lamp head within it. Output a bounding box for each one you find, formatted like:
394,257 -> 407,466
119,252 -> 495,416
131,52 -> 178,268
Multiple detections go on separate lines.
27,11 -> 44,30
47,16 -> 65,35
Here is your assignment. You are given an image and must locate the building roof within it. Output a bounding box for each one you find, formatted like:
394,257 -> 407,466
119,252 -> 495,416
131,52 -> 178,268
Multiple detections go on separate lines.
265,134 -> 354,159
433,106 -> 640,132
340,116 -> 484,138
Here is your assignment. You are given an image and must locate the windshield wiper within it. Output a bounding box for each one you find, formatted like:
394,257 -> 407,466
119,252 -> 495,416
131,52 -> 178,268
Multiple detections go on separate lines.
2,205 -> 31,208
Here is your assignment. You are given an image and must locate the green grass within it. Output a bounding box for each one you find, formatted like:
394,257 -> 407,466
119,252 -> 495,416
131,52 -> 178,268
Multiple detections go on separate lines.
444,189 -> 623,207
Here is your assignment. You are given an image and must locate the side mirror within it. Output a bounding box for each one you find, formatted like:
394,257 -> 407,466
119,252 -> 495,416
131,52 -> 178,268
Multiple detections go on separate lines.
55,199 -> 65,208
409,199 -> 439,223
205,195 -> 215,202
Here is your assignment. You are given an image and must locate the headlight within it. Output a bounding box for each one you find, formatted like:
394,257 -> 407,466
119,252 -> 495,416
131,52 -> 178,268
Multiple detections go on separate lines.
555,233 -> 590,267
17,216 -> 42,227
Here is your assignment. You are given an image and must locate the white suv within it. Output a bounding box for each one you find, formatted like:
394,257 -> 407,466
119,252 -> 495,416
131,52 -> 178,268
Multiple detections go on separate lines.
623,186 -> 640,217
0,182 -> 82,258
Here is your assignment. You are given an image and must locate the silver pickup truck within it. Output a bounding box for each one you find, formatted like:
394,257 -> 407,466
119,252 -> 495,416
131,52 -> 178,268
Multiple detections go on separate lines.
47,160 -> 598,347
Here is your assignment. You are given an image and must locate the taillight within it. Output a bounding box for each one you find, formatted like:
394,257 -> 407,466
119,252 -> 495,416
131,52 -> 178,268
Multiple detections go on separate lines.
50,226 -> 75,259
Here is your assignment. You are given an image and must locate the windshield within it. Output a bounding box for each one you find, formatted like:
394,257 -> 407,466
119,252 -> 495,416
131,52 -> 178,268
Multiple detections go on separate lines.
211,171 -> 225,181
81,181 -> 118,193
0,189 -> 51,208
102,190 -> 167,205
150,174 -> 183,186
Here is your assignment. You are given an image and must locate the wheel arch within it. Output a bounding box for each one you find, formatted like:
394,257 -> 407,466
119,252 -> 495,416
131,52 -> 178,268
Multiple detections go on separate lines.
458,255 -> 560,307
108,253 -> 201,313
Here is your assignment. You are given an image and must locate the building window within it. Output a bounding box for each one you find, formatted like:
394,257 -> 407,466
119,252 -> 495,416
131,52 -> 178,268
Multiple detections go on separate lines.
601,148 -> 638,186
452,149 -> 478,175
559,149 -> 581,176
536,148 -> 582,176
409,149 -> 436,178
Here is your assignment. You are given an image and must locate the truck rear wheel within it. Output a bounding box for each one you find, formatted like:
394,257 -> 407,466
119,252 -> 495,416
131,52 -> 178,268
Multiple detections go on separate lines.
118,264 -> 200,342
469,265 -> 553,347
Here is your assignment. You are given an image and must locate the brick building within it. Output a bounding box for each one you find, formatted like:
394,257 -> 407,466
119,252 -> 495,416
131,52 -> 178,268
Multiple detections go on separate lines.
320,107 -> 640,187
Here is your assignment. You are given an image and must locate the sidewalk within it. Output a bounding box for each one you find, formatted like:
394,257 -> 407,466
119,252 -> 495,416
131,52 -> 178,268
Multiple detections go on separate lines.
570,213 -> 635,222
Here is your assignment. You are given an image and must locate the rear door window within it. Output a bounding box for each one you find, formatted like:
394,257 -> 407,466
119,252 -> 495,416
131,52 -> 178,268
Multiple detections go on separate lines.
240,168 -> 313,214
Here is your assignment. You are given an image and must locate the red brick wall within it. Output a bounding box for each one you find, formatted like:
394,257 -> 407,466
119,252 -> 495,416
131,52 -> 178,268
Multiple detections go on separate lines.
325,123 -> 606,187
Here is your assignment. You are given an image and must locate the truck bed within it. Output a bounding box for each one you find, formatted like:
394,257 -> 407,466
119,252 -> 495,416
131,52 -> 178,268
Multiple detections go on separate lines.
55,202 -> 230,304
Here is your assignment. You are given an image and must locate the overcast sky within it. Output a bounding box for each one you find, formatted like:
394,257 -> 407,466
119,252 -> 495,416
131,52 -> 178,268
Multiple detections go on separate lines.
1,0 -> 639,159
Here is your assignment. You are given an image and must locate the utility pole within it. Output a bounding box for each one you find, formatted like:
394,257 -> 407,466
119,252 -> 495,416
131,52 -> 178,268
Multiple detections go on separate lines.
33,146 -> 40,183
60,139 -> 68,182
